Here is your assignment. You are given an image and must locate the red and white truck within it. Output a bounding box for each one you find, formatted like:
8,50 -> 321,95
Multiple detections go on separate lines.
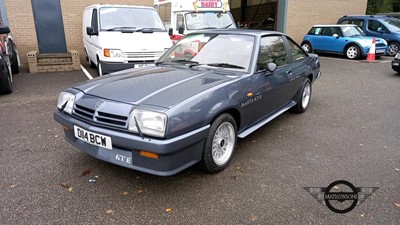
154,0 -> 236,42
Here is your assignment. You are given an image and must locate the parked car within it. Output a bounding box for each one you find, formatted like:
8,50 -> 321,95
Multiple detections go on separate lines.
337,15 -> 400,56
391,52 -> 400,72
0,25 -> 20,95
301,24 -> 387,59
54,30 -> 321,176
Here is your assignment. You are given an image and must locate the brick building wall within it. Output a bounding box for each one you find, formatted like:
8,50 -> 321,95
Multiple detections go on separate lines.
4,0 -> 368,68
5,0 -> 152,67
286,0 -> 368,43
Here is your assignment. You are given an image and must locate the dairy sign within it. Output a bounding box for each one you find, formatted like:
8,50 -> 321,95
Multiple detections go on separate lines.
193,0 -> 228,9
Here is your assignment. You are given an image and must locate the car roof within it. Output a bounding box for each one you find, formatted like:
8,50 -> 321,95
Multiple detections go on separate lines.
312,24 -> 358,27
189,29 -> 285,37
340,15 -> 391,19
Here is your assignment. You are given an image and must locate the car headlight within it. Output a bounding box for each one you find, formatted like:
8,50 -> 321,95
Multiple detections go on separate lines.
128,109 -> 167,138
104,49 -> 122,58
57,92 -> 75,114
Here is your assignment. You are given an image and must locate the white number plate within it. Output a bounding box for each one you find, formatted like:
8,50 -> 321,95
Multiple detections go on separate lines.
376,49 -> 385,53
74,126 -> 112,149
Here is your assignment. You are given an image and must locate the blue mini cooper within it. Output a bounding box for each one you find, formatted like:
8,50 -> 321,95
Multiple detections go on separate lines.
301,24 -> 387,59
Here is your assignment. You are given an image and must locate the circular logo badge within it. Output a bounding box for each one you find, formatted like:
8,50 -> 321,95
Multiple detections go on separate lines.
324,180 -> 358,214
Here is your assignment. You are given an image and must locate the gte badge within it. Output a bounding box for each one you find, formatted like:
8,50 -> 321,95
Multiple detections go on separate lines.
304,180 -> 379,214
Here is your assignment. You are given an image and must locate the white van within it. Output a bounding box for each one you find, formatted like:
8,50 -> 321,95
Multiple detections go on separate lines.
83,4 -> 173,76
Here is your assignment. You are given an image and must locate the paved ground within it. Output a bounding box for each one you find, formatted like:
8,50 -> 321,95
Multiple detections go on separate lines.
0,57 -> 399,224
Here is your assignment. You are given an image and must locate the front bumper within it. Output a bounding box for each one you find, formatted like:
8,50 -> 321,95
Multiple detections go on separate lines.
54,111 -> 209,176
392,58 -> 400,72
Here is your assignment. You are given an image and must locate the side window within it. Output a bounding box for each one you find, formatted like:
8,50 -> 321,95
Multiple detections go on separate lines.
158,3 -> 172,30
333,27 -> 342,36
322,27 -> 334,36
352,19 -> 364,28
368,20 -> 386,32
91,9 -> 98,31
339,19 -> 350,24
257,36 -> 289,71
314,27 -> 322,35
176,14 -> 184,30
287,38 -> 307,62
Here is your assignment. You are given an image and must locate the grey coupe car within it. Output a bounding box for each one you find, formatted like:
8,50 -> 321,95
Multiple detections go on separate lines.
54,29 -> 321,176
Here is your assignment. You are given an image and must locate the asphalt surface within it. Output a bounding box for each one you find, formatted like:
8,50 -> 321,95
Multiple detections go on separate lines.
0,57 -> 399,224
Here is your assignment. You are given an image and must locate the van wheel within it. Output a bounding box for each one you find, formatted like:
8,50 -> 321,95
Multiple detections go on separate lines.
97,61 -> 103,76
200,114 -> 237,173
0,65 -> 12,94
388,42 -> 400,56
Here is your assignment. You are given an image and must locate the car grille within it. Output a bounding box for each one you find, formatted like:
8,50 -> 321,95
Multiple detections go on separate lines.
376,43 -> 386,48
122,51 -> 164,59
73,103 -> 129,129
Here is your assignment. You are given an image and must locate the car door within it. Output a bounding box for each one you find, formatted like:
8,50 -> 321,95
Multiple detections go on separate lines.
365,19 -> 391,41
318,27 -> 342,52
285,36 -> 308,99
251,35 -> 292,123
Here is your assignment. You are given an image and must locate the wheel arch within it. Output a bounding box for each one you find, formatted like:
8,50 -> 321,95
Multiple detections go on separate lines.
209,107 -> 241,133
344,42 -> 365,56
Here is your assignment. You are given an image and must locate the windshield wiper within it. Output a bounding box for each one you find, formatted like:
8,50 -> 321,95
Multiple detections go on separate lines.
105,26 -> 137,31
222,23 -> 233,29
201,27 -> 218,30
207,63 -> 245,69
135,28 -> 163,33
170,59 -> 200,65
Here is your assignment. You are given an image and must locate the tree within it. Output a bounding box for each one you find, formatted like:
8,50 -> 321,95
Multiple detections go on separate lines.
366,0 -> 398,14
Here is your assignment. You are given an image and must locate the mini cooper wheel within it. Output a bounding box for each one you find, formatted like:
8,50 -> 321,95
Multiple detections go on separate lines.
201,114 -> 237,173
345,45 -> 360,59
301,42 -> 312,53
292,78 -> 311,113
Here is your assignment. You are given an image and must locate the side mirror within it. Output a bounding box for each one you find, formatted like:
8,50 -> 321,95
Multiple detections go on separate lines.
168,28 -> 173,36
86,26 -> 98,36
266,62 -> 277,73
333,34 -> 339,38
178,26 -> 185,35
0,26 -> 10,35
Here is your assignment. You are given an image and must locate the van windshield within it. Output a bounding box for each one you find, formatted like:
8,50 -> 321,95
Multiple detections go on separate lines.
99,7 -> 166,31
185,12 -> 236,30
383,17 -> 400,31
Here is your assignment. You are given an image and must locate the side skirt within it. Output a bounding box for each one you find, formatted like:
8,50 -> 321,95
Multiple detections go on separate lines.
237,101 -> 297,138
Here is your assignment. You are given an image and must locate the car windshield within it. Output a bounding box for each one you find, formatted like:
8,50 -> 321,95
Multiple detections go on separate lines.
158,33 -> 254,72
185,12 -> 236,30
383,17 -> 400,31
99,7 -> 165,31
341,26 -> 366,37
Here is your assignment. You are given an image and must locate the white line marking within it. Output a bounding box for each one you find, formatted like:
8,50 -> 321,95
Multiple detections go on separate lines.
80,64 -> 93,80
320,56 -> 391,63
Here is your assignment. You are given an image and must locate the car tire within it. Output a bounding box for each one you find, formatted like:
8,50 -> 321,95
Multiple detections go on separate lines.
301,42 -> 313,53
8,39 -> 19,74
0,64 -> 12,94
291,78 -> 312,113
388,42 -> 400,56
345,45 -> 361,59
200,113 -> 237,173
97,60 -> 103,76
